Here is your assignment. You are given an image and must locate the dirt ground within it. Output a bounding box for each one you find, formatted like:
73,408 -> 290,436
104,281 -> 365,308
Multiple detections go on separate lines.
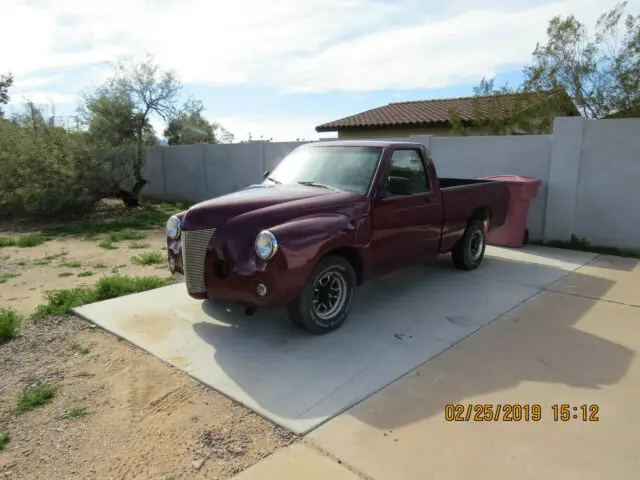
0,211 -> 297,479
0,230 -> 171,317
0,315 -> 296,480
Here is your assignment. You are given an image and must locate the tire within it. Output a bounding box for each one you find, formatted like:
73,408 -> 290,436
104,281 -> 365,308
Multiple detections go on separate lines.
286,255 -> 357,335
452,218 -> 487,270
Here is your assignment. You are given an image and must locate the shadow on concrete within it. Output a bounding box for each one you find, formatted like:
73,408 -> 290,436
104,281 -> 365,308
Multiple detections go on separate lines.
345,274 -> 635,430
189,249 -> 633,432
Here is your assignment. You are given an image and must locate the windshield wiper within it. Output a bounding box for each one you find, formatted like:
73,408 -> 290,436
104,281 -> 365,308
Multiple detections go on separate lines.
266,176 -> 281,184
297,181 -> 341,191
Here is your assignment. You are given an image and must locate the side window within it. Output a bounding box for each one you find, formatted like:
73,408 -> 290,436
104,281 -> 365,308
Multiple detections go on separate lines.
387,149 -> 429,195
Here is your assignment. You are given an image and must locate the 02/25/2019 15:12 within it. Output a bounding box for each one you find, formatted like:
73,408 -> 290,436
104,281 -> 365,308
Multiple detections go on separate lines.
444,404 -> 600,422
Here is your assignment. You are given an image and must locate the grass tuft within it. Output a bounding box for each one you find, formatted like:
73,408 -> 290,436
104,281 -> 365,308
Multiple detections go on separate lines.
107,230 -> 146,242
58,272 -> 74,278
92,262 -> 107,269
62,406 -> 89,419
0,273 -> 21,284
72,344 -> 90,354
77,271 -> 94,277
128,241 -> 151,249
17,383 -> 57,413
32,275 -> 170,319
0,433 -> 8,451
98,239 -> 118,250
131,251 -> 164,266
61,260 -> 82,268
0,309 -> 23,343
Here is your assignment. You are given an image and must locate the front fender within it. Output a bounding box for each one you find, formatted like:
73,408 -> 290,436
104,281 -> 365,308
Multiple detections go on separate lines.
269,213 -> 357,271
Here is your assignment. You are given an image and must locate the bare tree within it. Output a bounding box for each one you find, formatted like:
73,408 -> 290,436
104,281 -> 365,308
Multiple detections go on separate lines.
82,55 -> 182,206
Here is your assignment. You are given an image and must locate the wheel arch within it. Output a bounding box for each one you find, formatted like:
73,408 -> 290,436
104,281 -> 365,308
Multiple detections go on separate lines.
318,246 -> 364,286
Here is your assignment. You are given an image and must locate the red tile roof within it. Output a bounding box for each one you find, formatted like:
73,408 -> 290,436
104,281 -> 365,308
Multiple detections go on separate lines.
315,90 -> 573,132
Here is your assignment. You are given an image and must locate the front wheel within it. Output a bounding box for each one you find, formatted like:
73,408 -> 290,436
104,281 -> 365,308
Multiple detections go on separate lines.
286,255 -> 356,335
452,219 -> 486,270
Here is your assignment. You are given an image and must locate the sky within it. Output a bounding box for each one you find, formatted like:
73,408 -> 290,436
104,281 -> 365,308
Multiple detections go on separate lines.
2,0 -> 637,142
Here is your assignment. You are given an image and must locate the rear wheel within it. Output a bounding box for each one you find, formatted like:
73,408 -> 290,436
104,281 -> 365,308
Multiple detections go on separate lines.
452,219 -> 486,270
286,255 -> 356,335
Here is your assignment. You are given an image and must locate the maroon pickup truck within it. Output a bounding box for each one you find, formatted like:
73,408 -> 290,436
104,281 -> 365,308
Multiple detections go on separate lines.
166,140 -> 509,334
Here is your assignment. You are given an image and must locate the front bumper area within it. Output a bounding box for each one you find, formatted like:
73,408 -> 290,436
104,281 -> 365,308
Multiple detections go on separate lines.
167,231 -> 305,307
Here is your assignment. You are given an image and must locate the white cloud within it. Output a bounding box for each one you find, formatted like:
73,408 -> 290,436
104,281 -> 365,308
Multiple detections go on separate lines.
214,115 -> 336,142
9,91 -> 77,105
149,114 -> 333,142
2,0 -> 635,94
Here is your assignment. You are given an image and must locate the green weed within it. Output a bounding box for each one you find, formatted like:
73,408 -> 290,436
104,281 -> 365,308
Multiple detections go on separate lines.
131,251 -> 164,266
0,309 -> 23,343
0,273 -> 21,284
32,275 -> 170,319
17,383 -> 57,413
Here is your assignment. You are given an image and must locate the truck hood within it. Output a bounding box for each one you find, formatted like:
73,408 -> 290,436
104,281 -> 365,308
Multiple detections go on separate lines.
182,184 -> 364,230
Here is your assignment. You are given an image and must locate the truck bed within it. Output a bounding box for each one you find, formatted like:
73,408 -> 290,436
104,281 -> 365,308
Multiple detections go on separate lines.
439,178 -> 497,189
438,178 -> 510,253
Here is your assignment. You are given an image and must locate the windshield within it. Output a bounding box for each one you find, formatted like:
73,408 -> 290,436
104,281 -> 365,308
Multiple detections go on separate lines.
265,145 -> 383,194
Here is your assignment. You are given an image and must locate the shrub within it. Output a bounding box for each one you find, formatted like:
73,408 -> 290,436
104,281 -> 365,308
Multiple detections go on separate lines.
0,104 -> 117,219
0,308 -> 22,343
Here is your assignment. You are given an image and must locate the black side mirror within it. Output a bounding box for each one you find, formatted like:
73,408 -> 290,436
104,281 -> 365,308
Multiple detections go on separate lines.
262,170 -> 271,180
386,176 -> 411,196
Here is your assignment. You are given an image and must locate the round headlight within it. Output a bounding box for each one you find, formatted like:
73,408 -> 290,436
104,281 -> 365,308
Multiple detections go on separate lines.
255,230 -> 278,260
166,215 -> 181,240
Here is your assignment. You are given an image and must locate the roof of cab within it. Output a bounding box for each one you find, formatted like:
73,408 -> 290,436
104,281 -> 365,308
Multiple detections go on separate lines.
307,139 -> 425,148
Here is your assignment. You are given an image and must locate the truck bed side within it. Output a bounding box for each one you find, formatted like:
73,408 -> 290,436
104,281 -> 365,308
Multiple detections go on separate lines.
438,179 -> 509,253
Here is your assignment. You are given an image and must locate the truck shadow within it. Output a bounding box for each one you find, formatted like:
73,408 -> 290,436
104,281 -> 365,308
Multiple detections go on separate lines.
191,250 -> 634,431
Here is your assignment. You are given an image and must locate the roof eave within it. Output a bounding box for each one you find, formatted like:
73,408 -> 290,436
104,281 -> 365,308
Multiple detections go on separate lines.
315,120 -> 454,132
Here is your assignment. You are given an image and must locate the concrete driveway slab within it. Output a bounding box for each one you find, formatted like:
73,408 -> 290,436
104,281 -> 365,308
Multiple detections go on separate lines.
232,444 -> 360,480
309,288 -> 640,480
73,246 -> 593,435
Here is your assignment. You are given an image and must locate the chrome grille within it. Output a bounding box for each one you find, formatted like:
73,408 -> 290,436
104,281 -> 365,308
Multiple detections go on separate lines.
182,228 -> 216,294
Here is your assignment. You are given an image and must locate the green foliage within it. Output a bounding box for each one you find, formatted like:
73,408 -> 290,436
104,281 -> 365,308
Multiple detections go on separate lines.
17,383 -> 57,413
0,308 -> 23,343
77,271 -> 94,277
164,98 -> 234,145
0,433 -> 8,450
0,234 -> 50,247
523,1 -> 639,118
452,2 -> 639,134
32,275 -> 170,319
0,72 -> 13,116
0,104 -> 111,219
